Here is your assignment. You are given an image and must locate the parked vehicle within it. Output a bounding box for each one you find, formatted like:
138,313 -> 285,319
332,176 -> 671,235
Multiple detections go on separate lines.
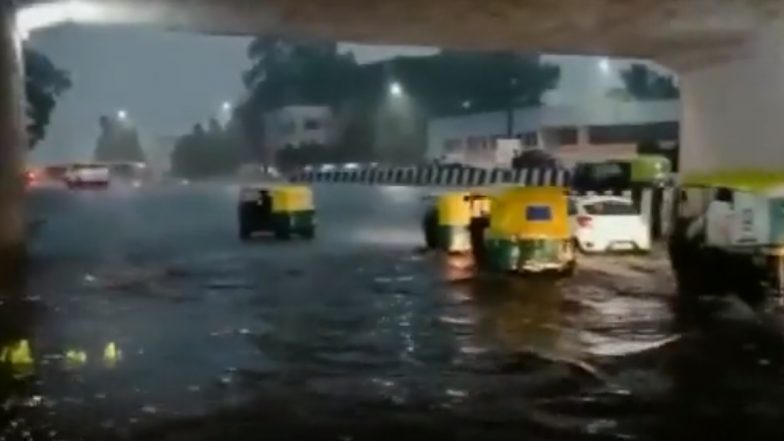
669,175 -> 784,304
472,186 -> 576,275
238,185 -> 315,240
572,155 -> 672,190
570,196 -> 651,253
422,191 -> 490,253
63,164 -> 110,189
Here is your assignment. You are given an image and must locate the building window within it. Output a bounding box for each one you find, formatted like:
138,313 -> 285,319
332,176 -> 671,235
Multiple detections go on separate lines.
279,120 -> 295,135
304,118 -> 321,130
444,139 -> 461,153
555,127 -> 578,146
522,132 -> 538,147
467,136 -> 482,150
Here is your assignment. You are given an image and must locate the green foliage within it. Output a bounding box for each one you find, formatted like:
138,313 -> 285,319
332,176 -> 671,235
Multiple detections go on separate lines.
93,116 -> 146,163
621,63 -> 679,100
243,36 -> 358,111
170,119 -> 246,178
24,48 -> 71,148
392,51 -> 560,115
239,38 -> 562,164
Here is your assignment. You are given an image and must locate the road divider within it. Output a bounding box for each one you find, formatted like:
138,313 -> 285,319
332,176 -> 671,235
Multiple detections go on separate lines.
289,166 -> 570,187
288,167 -> 674,239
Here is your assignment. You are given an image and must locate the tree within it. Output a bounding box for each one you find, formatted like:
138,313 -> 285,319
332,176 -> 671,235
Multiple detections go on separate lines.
170,120 -> 245,178
621,63 -> 679,100
24,48 -> 71,147
238,38 -> 562,164
396,51 -> 560,116
243,36 -> 358,112
93,115 -> 146,163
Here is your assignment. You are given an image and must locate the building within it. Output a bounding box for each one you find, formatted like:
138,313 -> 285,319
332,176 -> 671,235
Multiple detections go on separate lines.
263,105 -> 336,152
427,97 -> 679,167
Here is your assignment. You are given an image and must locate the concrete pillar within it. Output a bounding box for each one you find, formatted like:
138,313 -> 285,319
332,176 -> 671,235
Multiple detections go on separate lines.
678,20 -> 784,177
536,129 -> 546,149
0,3 -> 27,280
577,125 -> 590,147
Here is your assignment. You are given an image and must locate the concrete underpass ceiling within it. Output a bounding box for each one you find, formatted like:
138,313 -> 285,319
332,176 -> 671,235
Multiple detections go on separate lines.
20,0 -> 784,67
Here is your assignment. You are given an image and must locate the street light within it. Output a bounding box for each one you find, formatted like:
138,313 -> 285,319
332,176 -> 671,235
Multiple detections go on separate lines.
221,101 -> 232,112
599,57 -> 611,74
462,100 -> 472,110
389,81 -> 403,97
116,109 -> 128,121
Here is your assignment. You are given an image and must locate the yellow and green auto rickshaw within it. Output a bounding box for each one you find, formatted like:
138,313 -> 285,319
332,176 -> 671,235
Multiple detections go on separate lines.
422,191 -> 491,253
572,155 -> 673,190
473,186 -> 575,275
238,185 -> 316,240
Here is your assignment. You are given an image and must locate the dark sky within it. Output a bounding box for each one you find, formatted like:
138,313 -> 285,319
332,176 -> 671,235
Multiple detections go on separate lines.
27,25 -> 437,164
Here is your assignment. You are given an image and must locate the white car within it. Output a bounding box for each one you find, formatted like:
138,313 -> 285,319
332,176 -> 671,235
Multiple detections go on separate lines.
64,164 -> 110,189
570,195 -> 651,253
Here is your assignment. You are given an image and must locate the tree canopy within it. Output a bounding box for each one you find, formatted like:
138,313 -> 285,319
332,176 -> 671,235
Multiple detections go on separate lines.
621,63 -> 679,101
243,36 -> 358,112
170,119 -> 247,178
93,116 -> 146,163
238,38 -> 561,166
390,51 -> 560,115
241,39 -> 560,116
24,48 -> 71,148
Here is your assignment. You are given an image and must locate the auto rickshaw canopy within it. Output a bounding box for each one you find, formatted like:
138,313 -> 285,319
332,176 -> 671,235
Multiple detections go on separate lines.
434,191 -> 492,227
240,185 -> 314,212
488,186 -> 570,240
436,192 -> 472,227
271,186 -> 314,212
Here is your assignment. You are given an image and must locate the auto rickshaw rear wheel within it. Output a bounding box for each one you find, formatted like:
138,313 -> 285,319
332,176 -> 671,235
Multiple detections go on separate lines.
274,228 -> 291,240
238,213 -> 252,241
301,227 -> 315,239
560,260 -> 576,277
469,216 -> 489,266
422,208 -> 438,249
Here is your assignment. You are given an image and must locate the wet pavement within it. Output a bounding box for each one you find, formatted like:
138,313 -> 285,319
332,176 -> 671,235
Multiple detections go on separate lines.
6,182 -> 784,440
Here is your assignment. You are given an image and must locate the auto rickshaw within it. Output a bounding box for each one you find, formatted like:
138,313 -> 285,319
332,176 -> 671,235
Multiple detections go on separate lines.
238,185 -> 315,240
472,186 -> 575,275
669,172 -> 784,304
422,191 -> 491,253
572,155 -> 673,190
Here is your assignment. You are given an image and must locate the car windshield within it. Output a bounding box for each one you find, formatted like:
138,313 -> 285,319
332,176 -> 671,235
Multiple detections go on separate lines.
584,200 -> 637,215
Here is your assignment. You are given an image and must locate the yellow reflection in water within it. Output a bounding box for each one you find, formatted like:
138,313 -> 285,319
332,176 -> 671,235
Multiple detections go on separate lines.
103,342 -> 122,368
0,339 -> 35,378
64,349 -> 88,369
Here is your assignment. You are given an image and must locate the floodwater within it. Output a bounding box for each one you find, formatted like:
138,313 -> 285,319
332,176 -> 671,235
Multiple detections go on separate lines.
3,183 -> 784,440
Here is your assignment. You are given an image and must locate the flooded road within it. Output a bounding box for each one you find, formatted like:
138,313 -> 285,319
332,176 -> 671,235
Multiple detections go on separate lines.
7,183 -> 784,440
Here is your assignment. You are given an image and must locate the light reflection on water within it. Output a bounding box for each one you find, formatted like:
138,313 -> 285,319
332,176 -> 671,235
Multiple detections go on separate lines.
435,253 -> 677,362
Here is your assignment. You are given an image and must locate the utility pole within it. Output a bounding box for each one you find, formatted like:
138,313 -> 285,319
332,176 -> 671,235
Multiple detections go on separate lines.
506,77 -> 517,138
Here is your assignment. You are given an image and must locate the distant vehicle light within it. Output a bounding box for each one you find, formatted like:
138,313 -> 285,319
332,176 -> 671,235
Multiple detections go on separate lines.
303,165 -> 313,172
320,164 -> 335,172
180,179 -> 190,186
343,163 -> 359,170
132,180 -> 142,188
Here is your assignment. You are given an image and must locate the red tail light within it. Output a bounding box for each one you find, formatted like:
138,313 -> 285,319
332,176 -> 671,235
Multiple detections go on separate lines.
576,215 -> 592,228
